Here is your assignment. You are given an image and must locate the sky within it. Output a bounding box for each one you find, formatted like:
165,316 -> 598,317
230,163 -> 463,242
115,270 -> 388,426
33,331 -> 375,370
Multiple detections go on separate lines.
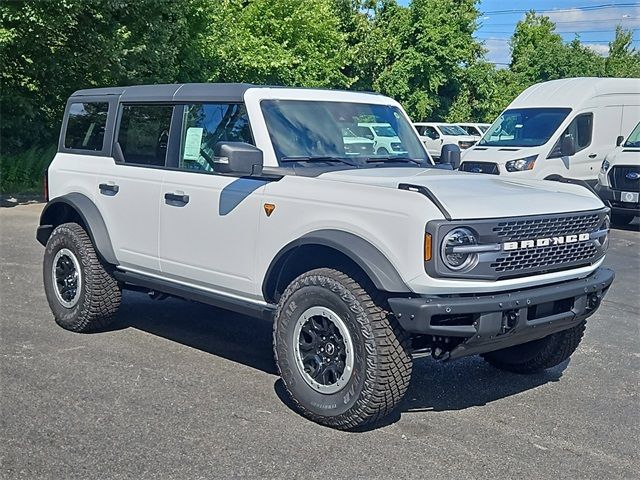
399,0 -> 640,65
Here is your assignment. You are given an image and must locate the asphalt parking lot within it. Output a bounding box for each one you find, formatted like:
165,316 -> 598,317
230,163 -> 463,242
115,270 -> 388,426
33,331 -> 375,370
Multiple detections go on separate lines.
1,203 -> 638,479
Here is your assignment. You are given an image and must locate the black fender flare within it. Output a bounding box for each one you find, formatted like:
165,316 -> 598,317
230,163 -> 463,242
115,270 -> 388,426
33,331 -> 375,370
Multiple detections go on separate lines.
263,229 -> 410,299
37,193 -> 118,265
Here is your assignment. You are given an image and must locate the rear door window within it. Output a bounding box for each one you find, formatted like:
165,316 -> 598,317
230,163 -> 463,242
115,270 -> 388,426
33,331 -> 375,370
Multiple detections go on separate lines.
117,105 -> 174,166
64,102 -> 109,151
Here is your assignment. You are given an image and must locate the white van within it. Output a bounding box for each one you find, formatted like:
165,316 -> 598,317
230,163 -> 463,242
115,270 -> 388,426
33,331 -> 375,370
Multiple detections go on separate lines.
595,121 -> 640,225
460,78 -> 640,183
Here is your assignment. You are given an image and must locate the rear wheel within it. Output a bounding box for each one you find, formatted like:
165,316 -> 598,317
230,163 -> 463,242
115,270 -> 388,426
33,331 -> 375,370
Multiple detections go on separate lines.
611,212 -> 635,226
482,321 -> 586,374
43,222 -> 121,332
273,268 -> 412,430
376,147 -> 389,156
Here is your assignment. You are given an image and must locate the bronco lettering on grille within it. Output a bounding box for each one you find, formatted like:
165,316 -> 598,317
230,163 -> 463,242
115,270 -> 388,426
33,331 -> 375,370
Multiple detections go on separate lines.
503,233 -> 591,251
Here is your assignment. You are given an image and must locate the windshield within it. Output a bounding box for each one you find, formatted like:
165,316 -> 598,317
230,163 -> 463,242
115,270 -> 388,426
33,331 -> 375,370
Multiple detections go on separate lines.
261,100 -> 429,163
440,125 -> 468,136
623,122 -> 640,148
479,107 -> 572,147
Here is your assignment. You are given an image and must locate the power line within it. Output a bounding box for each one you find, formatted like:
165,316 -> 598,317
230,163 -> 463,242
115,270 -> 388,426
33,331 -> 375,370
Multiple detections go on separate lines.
481,17 -> 640,26
482,3 -> 640,16
476,36 -> 639,43
481,28 -> 640,34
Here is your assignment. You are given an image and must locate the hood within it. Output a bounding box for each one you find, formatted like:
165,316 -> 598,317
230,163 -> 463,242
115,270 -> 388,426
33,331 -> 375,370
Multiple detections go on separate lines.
319,167 -> 604,220
343,136 -> 374,145
607,146 -> 640,164
450,135 -> 478,143
462,145 -> 544,164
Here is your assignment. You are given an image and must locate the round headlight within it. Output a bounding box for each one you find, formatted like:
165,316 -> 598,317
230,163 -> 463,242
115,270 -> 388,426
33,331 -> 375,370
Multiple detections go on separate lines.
441,227 -> 479,271
600,160 -> 610,174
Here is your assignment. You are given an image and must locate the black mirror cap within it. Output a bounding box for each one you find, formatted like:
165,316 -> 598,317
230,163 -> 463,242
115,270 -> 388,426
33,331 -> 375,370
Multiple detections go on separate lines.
213,142 -> 263,176
560,135 -> 577,157
616,135 -> 624,147
440,143 -> 461,169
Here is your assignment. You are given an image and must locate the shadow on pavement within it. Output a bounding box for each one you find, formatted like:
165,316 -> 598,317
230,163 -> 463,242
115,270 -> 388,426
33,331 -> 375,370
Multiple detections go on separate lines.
110,290 -> 567,430
111,291 -> 277,375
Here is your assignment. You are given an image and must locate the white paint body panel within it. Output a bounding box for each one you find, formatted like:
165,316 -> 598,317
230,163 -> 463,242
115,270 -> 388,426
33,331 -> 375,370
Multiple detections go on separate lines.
414,122 -> 477,158
462,78 -> 640,181
48,86 -> 611,303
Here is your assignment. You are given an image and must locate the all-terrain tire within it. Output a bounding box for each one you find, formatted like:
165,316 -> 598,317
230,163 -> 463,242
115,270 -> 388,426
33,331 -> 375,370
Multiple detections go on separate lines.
611,212 -> 635,226
43,222 -> 121,332
273,268 -> 412,430
482,321 -> 586,374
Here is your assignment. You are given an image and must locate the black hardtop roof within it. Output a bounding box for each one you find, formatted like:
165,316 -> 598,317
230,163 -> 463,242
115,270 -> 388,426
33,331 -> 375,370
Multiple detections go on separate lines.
70,83 -> 255,103
69,83 -> 384,103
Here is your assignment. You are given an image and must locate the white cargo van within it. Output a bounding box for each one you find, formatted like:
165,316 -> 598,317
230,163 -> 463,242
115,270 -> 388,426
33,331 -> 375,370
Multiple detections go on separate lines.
460,78 -> 640,183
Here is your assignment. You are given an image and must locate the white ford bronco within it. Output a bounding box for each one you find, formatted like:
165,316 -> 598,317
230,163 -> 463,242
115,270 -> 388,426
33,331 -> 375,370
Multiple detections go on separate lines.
38,84 -> 614,430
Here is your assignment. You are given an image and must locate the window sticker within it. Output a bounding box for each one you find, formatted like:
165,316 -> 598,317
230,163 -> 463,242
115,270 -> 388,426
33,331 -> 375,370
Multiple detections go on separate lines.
183,127 -> 204,160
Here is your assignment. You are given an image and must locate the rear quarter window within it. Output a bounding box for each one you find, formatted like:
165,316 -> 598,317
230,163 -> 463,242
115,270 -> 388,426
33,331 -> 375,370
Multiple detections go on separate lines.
64,102 -> 109,151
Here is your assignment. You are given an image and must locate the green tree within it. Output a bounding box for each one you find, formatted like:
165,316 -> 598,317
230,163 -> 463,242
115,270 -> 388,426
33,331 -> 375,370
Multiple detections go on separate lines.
605,26 -> 640,77
1,0 -> 204,153
197,0 -> 351,88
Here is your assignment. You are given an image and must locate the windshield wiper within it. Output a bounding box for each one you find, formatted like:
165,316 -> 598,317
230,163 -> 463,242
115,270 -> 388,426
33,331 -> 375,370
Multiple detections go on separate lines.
364,156 -> 424,165
281,156 -> 360,167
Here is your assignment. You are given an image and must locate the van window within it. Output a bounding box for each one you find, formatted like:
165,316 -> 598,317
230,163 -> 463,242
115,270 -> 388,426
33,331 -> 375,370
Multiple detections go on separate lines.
118,105 -> 173,166
179,104 -> 252,171
64,102 -> 109,151
479,108 -> 571,147
549,113 -> 593,158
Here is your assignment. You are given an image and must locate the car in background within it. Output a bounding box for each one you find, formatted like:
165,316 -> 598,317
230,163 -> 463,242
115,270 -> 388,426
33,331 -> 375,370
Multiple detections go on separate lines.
341,127 -> 375,156
596,121 -> 640,226
355,123 -> 407,156
414,122 -> 477,159
459,77 -> 639,181
456,122 -> 491,139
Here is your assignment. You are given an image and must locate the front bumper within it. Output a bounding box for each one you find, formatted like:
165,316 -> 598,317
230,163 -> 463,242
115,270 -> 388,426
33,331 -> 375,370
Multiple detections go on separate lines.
388,267 -> 614,360
594,183 -> 640,216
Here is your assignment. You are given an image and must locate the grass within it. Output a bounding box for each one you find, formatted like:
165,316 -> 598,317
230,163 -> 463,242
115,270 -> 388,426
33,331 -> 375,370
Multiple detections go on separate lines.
0,145 -> 56,196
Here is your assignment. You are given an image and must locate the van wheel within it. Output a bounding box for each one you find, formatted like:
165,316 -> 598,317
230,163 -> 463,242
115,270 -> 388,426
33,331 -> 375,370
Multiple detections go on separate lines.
611,212 -> 634,226
376,147 -> 389,155
43,222 -> 121,332
482,321 -> 586,374
273,268 -> 412,430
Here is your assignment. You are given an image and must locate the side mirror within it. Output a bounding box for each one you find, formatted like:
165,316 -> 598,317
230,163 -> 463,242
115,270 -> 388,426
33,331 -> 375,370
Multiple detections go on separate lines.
213,142 -> 263,176
440,144 -> 461,169
560,135 -> 576,157
616,135 -> 624,147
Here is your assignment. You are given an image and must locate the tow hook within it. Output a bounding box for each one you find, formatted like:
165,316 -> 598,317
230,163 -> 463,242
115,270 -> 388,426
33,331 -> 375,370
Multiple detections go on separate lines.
501,310 -> 519,334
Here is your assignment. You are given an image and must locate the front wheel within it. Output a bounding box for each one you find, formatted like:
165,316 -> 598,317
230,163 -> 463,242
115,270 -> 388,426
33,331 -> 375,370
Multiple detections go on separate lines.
482,321 -> 586,374
273,268 -> 412,430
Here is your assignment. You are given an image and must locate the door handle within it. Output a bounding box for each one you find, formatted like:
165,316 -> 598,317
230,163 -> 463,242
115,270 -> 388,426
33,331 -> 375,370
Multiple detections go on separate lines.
99,183 -> 119,195
588,153 -> 597,158
164,192 -> 190,206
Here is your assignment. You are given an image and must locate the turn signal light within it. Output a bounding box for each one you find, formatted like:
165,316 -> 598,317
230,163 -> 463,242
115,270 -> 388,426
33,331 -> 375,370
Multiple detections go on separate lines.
424,233 -> 432,262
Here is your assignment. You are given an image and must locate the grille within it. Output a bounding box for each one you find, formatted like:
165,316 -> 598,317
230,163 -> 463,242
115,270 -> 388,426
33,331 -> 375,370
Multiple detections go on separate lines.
491,242 -> 598,273
344,142 -> 373,155
492,213 -> 601,242
460,162 -> 499,175
609,165 -> 640,191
